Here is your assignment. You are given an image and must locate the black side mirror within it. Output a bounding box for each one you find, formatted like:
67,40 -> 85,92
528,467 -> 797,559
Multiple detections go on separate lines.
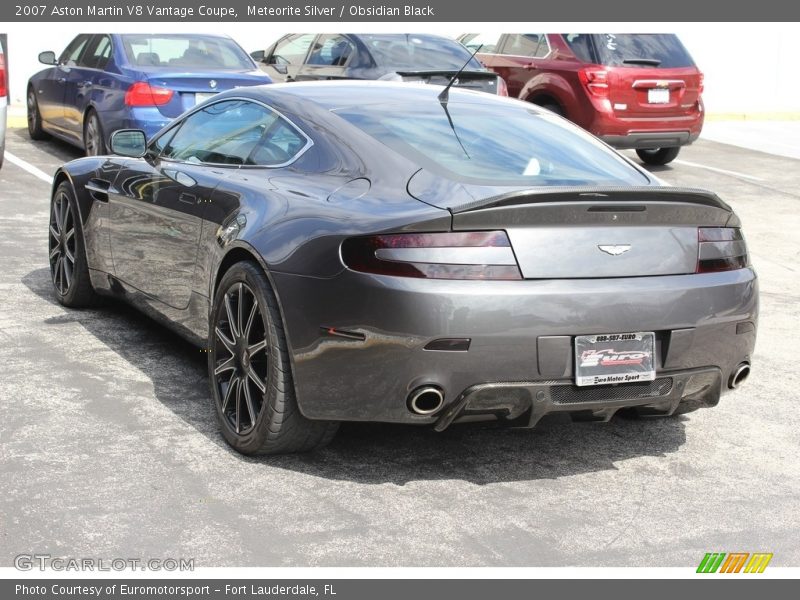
38,51 -> 57,66
110,129 -> 147,158
250,50 -> 265,62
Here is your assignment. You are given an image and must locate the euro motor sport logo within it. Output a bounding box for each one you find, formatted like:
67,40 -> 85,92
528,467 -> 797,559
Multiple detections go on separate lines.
579,348 -> 651,368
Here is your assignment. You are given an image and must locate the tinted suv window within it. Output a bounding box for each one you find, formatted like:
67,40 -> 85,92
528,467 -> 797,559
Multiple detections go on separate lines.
501,34 -> 549,58
307,35 -> 355,66
563,34 -> 595,62
591,34 -> 695,68
161,100 -> 307,166
338,101 -> 648,186
271,33 -> 315,65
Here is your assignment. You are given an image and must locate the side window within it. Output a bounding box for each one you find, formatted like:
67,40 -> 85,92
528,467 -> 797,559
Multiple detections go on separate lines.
563,34 -> 595,63
459,33 -> 503,53
59,34 -> 91,67
270,33 -> 315,65
160,99 -> 309,167
306,35 -> 355,67
501,34 -> 550,58
247,118 -> 308,166
82,35 -> 113,70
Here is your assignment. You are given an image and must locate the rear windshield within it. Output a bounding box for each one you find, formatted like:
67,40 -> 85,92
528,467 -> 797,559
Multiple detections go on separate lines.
565,34 -> 695,68
337,101 -> 649,186
120,34 -> 254,70
359,34 -> 483,71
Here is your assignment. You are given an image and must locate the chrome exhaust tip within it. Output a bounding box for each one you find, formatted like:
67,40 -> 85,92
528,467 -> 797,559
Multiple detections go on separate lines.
407,386 -> 445,416
729,363 -> 751,389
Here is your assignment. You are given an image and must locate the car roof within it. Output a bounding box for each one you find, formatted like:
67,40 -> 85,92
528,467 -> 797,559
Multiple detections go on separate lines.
238,80 -> 533,114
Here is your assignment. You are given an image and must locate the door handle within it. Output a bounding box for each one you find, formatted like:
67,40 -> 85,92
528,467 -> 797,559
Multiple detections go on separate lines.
523,62 -> 538,70
57,77 -> 67,83
78,80 -> 92,87
163,169 -> 197,188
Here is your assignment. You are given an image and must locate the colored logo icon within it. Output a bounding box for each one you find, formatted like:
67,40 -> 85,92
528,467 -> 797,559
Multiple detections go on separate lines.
697,552 -> 773,573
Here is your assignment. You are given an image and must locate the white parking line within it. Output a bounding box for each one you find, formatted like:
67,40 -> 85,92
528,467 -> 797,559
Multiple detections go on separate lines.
673,159 -> 765,182
4,151 -> 53,184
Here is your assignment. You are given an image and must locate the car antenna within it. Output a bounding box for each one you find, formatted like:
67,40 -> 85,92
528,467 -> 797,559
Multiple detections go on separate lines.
438,44 -> 483,159
438,43 -> 483,105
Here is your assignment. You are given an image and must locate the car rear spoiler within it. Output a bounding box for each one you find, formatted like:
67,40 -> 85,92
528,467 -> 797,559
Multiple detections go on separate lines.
451,186 -> 732,214
394,70 -> 497,80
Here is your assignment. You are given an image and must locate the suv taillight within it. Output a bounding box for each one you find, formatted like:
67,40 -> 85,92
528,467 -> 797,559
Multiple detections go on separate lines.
698,72 -> 705,95
0,52 -> 7,99
341,231 -> 521,280
579,67 -> 609,98
697,227 -> 748,273
125,82 -> 174,107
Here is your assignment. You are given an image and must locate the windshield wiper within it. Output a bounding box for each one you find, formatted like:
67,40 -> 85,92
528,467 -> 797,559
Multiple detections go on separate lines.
622,58 -> 662,66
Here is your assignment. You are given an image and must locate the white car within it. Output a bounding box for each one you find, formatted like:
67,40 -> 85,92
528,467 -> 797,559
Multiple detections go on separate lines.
0,38 -> 7,169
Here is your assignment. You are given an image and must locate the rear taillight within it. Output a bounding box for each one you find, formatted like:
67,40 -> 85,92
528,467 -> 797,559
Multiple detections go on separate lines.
697,227 -> 748,273
125,81 -> 174,107
341,231 -> 521,280
0,52 -> 7,99
578,67 -> 609,98
496,76 -> 509,97
698,72 -> 705,95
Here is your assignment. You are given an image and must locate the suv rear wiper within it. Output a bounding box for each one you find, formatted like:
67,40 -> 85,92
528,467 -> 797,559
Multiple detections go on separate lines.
622,58 -> 662,66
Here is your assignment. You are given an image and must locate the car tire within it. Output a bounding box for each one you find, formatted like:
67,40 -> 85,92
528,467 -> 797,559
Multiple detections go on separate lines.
209,261 -> 339,455
27,87 -> 48,141
636,147 -> 680,166
48,181 -> 100,307
83,110 -> 106,156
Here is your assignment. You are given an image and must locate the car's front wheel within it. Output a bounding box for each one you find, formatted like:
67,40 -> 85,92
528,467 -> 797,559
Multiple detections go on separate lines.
48,182 -> 99,307
27,87 -> 47,141
636,147 -> 681,166
209,261 -> 338,455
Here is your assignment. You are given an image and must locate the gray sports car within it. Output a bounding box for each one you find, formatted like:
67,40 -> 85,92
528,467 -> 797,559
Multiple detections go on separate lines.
48,81 -> 758,455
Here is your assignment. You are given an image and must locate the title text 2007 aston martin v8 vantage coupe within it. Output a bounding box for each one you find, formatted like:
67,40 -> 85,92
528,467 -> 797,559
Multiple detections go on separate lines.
47,81 -> 757,455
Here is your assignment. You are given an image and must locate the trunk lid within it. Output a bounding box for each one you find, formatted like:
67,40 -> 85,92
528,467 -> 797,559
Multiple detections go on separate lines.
452,187 -> 732,279
136,68 -> 272,118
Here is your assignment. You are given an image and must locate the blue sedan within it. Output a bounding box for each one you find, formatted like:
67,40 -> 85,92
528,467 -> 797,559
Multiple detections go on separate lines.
27,33 -> 272,155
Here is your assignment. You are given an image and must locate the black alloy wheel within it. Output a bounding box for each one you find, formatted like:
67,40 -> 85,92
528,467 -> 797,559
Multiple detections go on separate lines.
27,88 -> 47,140
209,262 -> 338,454
48,182 -> 98,307
212,281 -> 270,436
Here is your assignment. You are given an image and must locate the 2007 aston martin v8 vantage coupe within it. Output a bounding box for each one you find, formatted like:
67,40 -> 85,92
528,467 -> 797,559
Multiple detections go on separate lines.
48,81 -> 757,455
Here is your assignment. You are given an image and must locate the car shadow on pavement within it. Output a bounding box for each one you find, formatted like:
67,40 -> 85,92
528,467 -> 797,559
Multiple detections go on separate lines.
9,127 -> 83,164
24,267 -> 688,485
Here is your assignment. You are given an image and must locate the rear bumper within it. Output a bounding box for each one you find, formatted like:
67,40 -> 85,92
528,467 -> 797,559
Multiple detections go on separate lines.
600,129 -> 701,150
272,267 -> 758,425
583,96 -> 704,149
434,367 -> 723,430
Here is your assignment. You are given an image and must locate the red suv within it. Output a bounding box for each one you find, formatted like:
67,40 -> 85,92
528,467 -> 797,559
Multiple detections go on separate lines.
459,33 -> 704,165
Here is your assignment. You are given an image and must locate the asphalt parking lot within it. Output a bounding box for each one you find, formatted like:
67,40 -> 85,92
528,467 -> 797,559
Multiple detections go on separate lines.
0,123 -> 798,568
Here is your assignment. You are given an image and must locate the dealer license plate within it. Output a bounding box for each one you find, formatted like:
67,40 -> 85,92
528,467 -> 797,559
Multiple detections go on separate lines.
574,332 -> 656,387
647,88 -> 670,104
